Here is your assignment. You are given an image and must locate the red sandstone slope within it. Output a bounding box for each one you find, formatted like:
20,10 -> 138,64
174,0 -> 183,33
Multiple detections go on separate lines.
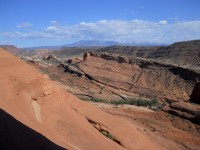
0,48 -> 164,149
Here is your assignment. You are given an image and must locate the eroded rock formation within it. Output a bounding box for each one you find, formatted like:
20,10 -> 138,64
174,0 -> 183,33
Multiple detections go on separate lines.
43,54 -> 60,62
79,52 -> 198,103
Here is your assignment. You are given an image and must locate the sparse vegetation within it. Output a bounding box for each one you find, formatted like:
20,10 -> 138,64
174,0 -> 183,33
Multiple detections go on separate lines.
101,131 -> 115,140
80,97 -> 161,110
81,98 -> 108,103
110,99 -> 158,107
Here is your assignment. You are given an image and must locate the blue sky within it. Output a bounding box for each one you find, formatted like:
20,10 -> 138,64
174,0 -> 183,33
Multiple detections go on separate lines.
0,0 -> 200,47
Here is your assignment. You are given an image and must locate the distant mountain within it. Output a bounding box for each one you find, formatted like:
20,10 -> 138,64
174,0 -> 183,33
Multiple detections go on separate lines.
22,45 -> 61,51
0,45 -> 22,54
22,40 -> 165,50
64,40 -> 165,47
119,41 -> 166,46
63,40 -> 119,47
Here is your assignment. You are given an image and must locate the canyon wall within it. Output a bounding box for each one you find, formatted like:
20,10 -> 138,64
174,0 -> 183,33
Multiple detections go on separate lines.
79,52 -> 198,103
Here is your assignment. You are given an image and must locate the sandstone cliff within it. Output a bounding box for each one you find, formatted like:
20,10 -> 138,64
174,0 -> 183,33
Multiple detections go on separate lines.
79,52 -> 198,103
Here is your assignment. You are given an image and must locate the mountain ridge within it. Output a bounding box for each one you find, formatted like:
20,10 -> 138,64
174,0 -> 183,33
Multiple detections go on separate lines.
21,40 -> 166,50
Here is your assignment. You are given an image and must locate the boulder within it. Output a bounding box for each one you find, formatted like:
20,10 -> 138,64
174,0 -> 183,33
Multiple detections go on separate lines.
43,55 -> 60,62
83,52 -> 90,61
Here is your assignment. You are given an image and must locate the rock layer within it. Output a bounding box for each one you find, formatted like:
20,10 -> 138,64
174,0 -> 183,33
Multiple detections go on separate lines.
79,52 -> 198,102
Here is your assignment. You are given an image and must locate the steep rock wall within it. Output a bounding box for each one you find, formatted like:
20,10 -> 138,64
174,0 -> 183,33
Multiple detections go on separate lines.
79,52 -> 198,102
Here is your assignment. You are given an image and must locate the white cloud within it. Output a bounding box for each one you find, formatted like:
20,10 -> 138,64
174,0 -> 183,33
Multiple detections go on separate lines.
159,20 -> 168,25
16,22 -> 33,29
45,26 -> 60,32
2,20 -> 200,44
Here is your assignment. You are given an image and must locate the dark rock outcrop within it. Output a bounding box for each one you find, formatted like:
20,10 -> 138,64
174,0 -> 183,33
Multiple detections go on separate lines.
190,82 -> 200,104
165,102 -> 200,124
58,63 -> 85,77
43,55 -> 60,62
83,52 -> 90,61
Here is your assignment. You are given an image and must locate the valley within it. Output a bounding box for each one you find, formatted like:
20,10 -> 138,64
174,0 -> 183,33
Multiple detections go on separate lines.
0,39 -> 200,150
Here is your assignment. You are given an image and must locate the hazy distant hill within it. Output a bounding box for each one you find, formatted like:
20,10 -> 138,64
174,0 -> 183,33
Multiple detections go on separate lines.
63,40 -> 119,47
150,40 -> 200,67
63,40 -> 165,47
22,40 -> 165,50
22,46 -> 61,51
0,45 -> 22,54
97,46 -> 161,58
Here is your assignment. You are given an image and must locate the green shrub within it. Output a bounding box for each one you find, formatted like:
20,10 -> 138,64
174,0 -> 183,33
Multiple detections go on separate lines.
80,98 -> 108,103
80,97 -> 160,110
101,131 -> 115,140
111,99 -> 158,107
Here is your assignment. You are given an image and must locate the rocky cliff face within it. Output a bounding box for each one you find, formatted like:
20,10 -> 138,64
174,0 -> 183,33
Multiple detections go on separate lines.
97,46 -> 159,58
150,40 -> 200,69
96,40 -> 200,71
79,52 -> 198,102
77,52 -> 200,123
